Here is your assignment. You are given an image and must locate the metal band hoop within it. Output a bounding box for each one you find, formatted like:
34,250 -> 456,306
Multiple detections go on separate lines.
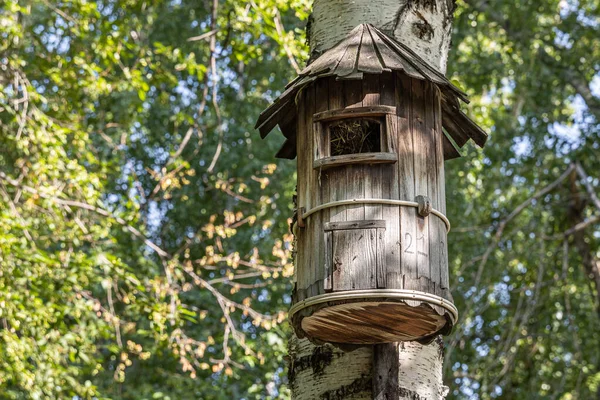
299,199 -> 451,233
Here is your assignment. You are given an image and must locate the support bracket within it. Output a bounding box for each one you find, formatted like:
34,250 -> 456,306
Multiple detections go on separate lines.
416,195 -> 432,218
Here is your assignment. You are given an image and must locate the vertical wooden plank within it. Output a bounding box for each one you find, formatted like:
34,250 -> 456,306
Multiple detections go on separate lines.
396,74 -> 416,290
328,78 -> 347,224
295,89 -> 309,299
425,82 -> 441,296
434,86 -> 450,296
327,82 -> 346,292
434,87 -> 446,216
306,84 -> 320,298
332,228 -> 377,291
363,74 -> 382,222
343,79 -> 363,109
362,74 -> 381,106
411,79 -> 431,290
356,228 -> 377,289
381,73 -> 401,289
346,165 -> 366,222
376,227 -> 387,288
358,76 -> 379,288
313,78 -> 329,296
332,229 -> 349,291
343,80 -> 365,223
324,231 -> 332,291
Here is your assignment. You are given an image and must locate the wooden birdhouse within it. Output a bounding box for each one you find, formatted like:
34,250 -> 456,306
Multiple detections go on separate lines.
256,24 -> 487,345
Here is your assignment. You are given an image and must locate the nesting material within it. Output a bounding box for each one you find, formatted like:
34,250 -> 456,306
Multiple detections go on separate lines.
329,119 -> 381,156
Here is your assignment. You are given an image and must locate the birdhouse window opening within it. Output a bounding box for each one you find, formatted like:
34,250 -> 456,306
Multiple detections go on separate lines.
329,118 -> 382,156
312,106 -> 398,170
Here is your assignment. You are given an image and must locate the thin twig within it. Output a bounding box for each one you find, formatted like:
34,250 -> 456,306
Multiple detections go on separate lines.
575,162 -> 600,212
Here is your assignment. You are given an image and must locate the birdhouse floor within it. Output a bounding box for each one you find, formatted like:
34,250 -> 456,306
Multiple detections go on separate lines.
300,301 -> 448,344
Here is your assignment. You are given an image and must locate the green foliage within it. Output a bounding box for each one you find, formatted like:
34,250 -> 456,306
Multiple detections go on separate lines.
0,0 -> 308,398
445,1 -> 600,399
1,0 -> 600,399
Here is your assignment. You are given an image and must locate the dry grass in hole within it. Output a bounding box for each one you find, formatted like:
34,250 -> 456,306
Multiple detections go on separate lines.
329,119 -> 381,156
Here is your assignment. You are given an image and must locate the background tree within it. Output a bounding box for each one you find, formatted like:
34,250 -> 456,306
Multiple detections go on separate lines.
0,0 -> 599,399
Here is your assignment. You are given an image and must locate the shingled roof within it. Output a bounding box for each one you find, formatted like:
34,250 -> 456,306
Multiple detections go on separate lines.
255,23 -> 487,160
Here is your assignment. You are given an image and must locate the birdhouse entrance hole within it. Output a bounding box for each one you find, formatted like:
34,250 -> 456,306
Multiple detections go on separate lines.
329,118 -> 382,156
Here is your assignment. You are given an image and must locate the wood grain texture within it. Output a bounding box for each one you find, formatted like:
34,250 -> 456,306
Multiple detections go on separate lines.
296,89 -> 309,299
324,231 -> 333,291
396,74 -> 417,290
293,73 -> 454,344
257,24 -> 488,162
305,85 -> 317,298
313,152 -> 397,170
325,220 -> 386,230
313,105 -> 396,122
411,79 -> 431,287
315,78 -> 329,296
332,228 -> 377,291
426,82 -> 441,296
380,72 -> 401,291
301,301 -> 448,344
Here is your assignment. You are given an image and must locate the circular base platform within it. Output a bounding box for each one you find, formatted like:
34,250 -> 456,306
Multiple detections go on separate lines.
290,290 -> 457,344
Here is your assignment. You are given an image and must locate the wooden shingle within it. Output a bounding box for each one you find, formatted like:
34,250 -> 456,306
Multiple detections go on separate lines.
256,23 -> 487,160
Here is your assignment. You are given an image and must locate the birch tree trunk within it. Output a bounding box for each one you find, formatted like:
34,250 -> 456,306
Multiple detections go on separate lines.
308,0 -> 456,73
289,1 -> 456,399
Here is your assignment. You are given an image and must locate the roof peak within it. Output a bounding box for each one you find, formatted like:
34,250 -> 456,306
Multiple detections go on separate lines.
256,23 -> 487,159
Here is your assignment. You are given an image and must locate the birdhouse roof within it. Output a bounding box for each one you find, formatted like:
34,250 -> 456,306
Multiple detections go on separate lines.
255,23 -> 487,160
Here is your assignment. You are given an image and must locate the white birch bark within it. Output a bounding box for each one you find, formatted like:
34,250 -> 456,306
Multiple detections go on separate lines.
289,1 -> 456,399
308,0 -> 455,73
289,336 -> 448,399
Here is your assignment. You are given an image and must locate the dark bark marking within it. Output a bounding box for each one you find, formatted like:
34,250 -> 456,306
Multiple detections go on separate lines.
398,387 -> 429,400
412,11 -> 435,42
288,345 -> 335,383
320,374 -> 372,400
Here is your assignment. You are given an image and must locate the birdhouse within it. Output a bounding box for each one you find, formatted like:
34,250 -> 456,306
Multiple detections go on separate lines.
256,24 -> 487,345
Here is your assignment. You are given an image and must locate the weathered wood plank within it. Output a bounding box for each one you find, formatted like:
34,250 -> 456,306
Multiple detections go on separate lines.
325,220 -> 386,231
362,74 -> 383,237
305,85 -> 317,297
331,229 -> 349,291
426,83 -> 441,296
301,301 -> 448,344
376,227 -> 387,288
327,78 -> 347,225
411,79 -> 430,287
434,87 -> 447,216
370,27 -> 405,71
357,27 -> 384,74
313,105 -> 396,122
295,89 -> 309,297
362,74 -> 381,107
334,24 -> 363,77
434,88 -> 450,296
315,78 -> 329,296
378,72 -> 400,291
343,80 -> 365,223
442,131 -> 462,160
332,228 -> 377,291
343,79 -> 363,109
313,152 -> 397,170
396,74 -> 416,290
324,231 -> 332,291
345,164 -> 366,222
